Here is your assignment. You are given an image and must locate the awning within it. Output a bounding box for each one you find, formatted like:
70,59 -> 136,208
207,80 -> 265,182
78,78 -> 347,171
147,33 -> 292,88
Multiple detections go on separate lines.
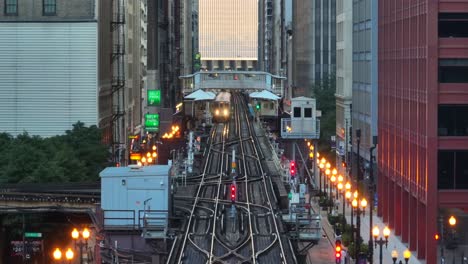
184,89 -> 216,101
249,90 -> 281,101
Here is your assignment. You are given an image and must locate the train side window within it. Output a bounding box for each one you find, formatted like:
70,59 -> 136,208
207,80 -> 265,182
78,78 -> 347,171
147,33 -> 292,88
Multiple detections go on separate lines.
304,108 -> 312,118
293,107 -> 301,118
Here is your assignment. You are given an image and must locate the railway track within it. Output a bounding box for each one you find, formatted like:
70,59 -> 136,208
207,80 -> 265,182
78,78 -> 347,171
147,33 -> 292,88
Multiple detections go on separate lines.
170,92 -> 295,264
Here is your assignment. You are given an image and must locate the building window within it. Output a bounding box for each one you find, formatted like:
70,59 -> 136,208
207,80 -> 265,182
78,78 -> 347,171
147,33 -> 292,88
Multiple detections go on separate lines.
439,151 -> 468,189
304,108 -> 312,118
439,59 -> 468,83
439,13 -> 468,38
438,105 -> 468,136
43,0 -> 56,16
293,107 -> 301,118
4,0 -> 17,15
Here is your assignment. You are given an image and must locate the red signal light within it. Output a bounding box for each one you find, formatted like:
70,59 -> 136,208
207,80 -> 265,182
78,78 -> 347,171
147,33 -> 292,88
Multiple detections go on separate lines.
335,240 -> 342,263
290,161 -> 296,177
230,184 -> 236,202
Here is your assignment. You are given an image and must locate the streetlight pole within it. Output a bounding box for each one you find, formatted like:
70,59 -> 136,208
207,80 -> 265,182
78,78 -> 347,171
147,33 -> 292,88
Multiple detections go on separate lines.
72,228 -> 90,264
372,226 -> 390,264
353,196 -> 367,261
355,129 -> 362,261
369,142 -> 377,264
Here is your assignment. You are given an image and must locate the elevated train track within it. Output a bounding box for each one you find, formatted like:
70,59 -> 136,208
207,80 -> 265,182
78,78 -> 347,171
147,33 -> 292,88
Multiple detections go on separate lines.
170,92 -> 296,264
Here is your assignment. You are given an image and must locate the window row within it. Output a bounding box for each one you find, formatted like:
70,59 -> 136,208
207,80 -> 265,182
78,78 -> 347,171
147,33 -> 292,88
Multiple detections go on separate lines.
439,13 -> 468,38
438,151 -> 468,189
4,0 -> 56,16
438,105 -> 468,136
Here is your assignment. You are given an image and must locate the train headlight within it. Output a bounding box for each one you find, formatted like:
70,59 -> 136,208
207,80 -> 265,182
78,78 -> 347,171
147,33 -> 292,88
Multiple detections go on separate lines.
223,109 -> 228,116
215,109 -> 219,116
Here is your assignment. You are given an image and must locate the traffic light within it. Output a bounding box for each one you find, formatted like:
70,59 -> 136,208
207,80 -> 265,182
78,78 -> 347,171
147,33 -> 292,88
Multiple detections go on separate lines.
290,161 -> 296,178
230,184 -> 236,202
255,102 -> 261,110
335,240 -> 342,263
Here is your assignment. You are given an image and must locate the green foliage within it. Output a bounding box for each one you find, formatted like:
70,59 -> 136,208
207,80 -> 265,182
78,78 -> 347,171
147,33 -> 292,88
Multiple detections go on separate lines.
347,242 -> 369,259
327,214 -> 341,226
312,75 -> 337,162
0,122 -> 110,183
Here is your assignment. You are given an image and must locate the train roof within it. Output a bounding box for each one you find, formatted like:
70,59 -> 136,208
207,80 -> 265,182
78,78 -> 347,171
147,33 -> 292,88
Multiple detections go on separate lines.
215,92 -> 231,102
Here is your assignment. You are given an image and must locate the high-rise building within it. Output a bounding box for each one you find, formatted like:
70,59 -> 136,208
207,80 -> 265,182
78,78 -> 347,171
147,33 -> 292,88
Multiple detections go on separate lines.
199,0 -> 258,70
378,1 -> 468,263
335,0 -> 353,168
350,0 -> 378,173
258,0 -> 286,75
0,0 -> 109,137
292,0 -> 336,97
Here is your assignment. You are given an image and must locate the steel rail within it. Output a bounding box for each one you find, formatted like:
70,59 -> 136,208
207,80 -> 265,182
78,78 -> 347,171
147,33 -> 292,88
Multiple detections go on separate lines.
239,94 -> 288,262
234,94 -> 257,263
174,126 -> 219,263
208,124 -> 228,263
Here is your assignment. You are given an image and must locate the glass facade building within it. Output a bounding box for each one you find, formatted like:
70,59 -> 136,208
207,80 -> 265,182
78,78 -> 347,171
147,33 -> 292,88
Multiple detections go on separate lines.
199,0 -> 258,61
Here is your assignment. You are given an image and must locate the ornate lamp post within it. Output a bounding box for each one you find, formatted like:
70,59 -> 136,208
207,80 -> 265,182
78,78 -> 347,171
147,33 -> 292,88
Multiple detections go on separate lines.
319,161 -> 325,196
71,228 -> 90,264
403,249 -> 411,264
352,196 -> 367,260
448,215 -> 457,264
391,248 -> 411,264
391,249 -> 398,264
53,248 -> 74,264
325,168 -> 331,198
372,226 -> 390,264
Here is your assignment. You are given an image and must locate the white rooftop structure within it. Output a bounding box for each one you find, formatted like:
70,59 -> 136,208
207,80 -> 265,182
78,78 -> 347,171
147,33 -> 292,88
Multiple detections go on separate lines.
281,97 -> 320,139
184,89 -> 216,101
250,90 -> 281,101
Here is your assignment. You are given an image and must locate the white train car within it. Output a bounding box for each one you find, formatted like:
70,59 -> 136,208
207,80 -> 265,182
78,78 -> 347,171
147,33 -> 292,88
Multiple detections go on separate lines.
211,92 -> 231,123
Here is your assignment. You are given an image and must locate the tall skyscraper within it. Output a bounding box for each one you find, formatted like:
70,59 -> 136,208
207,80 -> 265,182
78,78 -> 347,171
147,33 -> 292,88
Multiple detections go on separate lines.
378,1 -> 468,263
292,0 -> 336,97
335,0 -> 353,169
351,0 -> 378,171
0,0 -> 107,137
199,0 -> 258,70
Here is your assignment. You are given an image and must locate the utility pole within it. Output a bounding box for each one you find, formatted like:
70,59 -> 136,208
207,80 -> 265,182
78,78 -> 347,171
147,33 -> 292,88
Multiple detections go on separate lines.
368,136 -> 377,264
355,128 -> 361,261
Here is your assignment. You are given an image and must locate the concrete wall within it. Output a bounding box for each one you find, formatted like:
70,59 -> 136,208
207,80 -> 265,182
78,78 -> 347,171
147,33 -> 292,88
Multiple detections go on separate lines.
0,0 -> 95,21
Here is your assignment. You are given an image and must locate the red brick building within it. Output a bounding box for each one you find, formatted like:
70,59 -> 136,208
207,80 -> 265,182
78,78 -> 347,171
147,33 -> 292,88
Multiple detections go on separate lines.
378,1 -> 468,263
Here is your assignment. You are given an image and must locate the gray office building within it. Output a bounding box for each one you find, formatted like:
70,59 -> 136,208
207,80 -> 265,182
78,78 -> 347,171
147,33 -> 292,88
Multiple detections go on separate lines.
292,0 -> 336,97
351,0 -> 378,166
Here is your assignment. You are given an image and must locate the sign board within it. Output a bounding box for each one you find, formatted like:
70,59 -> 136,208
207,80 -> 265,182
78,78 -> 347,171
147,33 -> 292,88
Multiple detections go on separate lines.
25,232 -> 42,238
147,90 -> 161,106
11,241 -> 42,257
130,153 -> 142,161
145,114 -> 160,132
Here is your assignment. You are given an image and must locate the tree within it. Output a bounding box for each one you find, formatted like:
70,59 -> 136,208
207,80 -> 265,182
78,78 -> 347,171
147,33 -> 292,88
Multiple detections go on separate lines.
313,75 -> 337,161
0,122 -> 110,183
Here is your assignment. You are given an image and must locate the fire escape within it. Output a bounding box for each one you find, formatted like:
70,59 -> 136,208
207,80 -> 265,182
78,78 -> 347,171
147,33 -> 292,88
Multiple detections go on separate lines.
264,0 -> 273,73
111,0 -> 126,165
174,0 -> 182,107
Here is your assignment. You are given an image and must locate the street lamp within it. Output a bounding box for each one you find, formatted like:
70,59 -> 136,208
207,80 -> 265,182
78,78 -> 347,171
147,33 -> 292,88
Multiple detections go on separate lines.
391,248 -> 411,264
372,226 -> 390,264
319,161 -> 325,196
403,249 -> 411,264
391,249 -> 398,264
71,227 -> 90,264
448,215 -> 457,264
325,168 -> 331,198
53,248 -> 74,264
352,196 -> 367,260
